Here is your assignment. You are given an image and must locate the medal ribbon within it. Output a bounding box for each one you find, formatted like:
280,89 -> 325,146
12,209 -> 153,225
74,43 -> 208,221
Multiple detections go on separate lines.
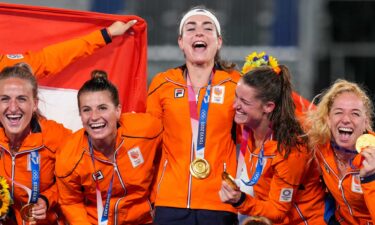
330,141 -> 358,154
29,151 -> 40,204
0,148 -> 40,202
88,138 -> 114,225
236,126 -> 250,178
241,145 -> 264,186
187,71 -> 214,159
330,141 -> 358,169
241,130 -> 272,186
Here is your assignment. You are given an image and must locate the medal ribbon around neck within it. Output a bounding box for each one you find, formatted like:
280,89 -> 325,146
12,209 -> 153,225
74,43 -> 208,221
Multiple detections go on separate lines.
88,137 -> 114,225
0,149 -> 39,204
236,126 -> 250,178
330,140 -> 358,154
187,71 -> 214,160
29,151 -> 40,204
241,130 -> 272,186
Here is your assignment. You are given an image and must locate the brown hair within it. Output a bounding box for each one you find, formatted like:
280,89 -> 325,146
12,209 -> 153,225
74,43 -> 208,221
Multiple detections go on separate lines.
77,70 -> 120,109
0,63 -> 38,99
241,65 -> 307,157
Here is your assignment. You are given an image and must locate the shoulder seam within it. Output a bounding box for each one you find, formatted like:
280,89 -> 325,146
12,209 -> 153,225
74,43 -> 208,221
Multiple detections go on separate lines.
56,150 -> 85,178
148,80 -> 169,96
123,127 -> 163,140
229,80 -> 238,85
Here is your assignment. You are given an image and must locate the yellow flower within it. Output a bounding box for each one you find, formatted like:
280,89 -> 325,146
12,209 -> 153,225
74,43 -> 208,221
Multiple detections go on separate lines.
0,177 -> 9,192
0,177 -> 11,216
241,51 -> 280,75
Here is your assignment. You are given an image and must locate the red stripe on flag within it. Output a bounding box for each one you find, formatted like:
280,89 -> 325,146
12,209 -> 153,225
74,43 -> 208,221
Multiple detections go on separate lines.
0,3 -> 147,113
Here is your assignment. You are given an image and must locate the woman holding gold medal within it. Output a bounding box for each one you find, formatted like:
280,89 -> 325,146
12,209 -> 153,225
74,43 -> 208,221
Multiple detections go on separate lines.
147,6 -> 240,225
305,79 -> 375,224
219,52 -> 326,224
0,63 -> 71,224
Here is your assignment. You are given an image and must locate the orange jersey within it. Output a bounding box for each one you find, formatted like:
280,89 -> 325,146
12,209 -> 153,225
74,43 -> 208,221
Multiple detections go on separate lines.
0,117 -> 71,224
317,139 -> 375,224
236,139 -> 325,224
147,66 -> 241,213
55,113 -> 162,225
0,29 -> 109,79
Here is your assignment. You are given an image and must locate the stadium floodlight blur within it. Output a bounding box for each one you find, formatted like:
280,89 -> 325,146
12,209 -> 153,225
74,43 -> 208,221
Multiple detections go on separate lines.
3,0 -> 374,106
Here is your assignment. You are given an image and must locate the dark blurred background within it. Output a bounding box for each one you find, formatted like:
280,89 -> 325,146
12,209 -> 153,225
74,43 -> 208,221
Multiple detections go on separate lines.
5,0 -> 375,104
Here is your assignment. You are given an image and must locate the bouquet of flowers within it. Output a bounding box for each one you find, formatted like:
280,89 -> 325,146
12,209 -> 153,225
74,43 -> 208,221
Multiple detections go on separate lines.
0,176 -> 12,218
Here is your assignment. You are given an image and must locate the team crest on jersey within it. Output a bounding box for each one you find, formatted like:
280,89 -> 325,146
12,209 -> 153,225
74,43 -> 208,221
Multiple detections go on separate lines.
279,188 -> 293,202
211,86 -> 225,104
128,147 -> 144,168
6,54 -> 24,60
92,170 -> 104,181
174,88 -> 185,98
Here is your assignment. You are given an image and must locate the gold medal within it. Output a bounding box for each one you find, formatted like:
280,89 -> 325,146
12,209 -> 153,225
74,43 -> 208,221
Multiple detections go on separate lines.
355,134 -> 375,153
190,158 -> 210,179
222,171 -> 239,190
20,203 -> 35,222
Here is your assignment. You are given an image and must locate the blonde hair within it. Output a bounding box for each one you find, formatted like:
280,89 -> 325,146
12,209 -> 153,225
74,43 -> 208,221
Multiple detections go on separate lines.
305,79 -> 374,149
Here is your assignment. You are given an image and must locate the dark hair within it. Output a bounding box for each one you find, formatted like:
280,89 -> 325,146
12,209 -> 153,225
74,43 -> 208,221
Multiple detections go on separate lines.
179,5 -> 236,72
0,63 -> 38,99
77,70 -> 119,108
242,65 -> 307,157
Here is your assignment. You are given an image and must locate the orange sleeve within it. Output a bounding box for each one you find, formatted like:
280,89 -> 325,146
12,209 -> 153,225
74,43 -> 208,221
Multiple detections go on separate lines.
236,150 -> 309,223
60,204 -> 91,225
292,91 -> 312,113
0,29 -> 107,79
40,182 -> 58,210
146,74 -> 164,119
56,169 -> 91,224
39,119 -> 72,209
362,179 -> 375,222
292,91 -> 314,123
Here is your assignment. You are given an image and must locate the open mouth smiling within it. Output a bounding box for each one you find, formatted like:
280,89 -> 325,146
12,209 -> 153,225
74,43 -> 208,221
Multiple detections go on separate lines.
192,41 -> 207,49
90,122 -> 106,130
6,114 -> 22,122
338,127 -> 353,136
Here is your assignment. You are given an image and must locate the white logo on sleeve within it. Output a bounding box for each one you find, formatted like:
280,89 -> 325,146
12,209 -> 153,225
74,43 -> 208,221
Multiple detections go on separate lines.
127,147 -> 144,168
6,54 -> 24,60
279,188 -> 293,202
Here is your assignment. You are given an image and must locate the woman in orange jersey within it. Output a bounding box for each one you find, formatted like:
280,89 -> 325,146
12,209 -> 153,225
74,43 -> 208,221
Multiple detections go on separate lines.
55,71 -> 162,225
219,52 -> 325,224
0,20 -> 136,79
305,79 -> 375,224
147,6 -> 240,225
0,63 -> 71,224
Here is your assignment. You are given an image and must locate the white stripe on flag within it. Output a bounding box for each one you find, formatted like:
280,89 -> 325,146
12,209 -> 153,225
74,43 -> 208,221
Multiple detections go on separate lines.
38,87 -> 82,131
